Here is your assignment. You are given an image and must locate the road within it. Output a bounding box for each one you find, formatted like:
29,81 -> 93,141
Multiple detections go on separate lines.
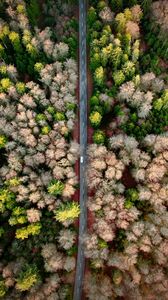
73,0 -> 87,299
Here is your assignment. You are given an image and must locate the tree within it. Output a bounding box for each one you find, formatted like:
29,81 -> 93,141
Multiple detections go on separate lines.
88,7 -> 97,27
47,180 -> 64,196
94,66 -> 105,87
90,52 -> 101,71
113,70 -> 125,86
54,202 -> 80,224
93,130 -> 105,144
90,95 -> 100,107
89,111 -> 102,128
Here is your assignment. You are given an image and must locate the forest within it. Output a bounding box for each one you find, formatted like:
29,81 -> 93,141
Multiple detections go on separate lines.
0,0 -> 167,299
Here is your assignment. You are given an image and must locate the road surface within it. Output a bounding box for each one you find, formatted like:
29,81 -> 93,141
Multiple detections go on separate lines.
73,0 -> 87,299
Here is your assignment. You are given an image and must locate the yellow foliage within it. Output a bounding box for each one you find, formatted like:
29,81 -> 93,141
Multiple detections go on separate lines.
9,32 -> 20,43
55,202 -> 80,223
2,26 -> 9,36
6,177 -> 20,187
0,135 -> 7,148
16,274 -> 37,291
124,8 -> 132,21
0,26 -> 9,39
15,227 -> 29,239
1,78 -> 12,91
16,223 -> 41,239
0,65 -> 7,75
22,30 -> 32,45
17,4 -> 26,14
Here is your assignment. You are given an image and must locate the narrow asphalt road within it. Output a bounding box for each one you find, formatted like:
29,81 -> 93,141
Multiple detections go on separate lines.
73,0 -> 87,299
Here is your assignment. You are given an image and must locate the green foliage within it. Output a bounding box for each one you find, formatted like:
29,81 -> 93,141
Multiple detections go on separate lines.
26,0 -> 40,27
122,89 -> 168,139
22,30 -> 32,46
47,106 -> 56,115
142,19 -> 168,63
122,61 -> 135,79
67,244 -> 77,256
88,1 -> 142,137
36,113 -> 47,123
41,125 -> 51,135
34,62 -> 44,73
110,0 -> 123,12
0,65 -> 7,75
37,212 -> 61,244
124,188 -> 139,209
0,281 -> 7,298
16,264 -> 40,291
140,52 -> 162,76
64,35 -> 78,59
113,229 -> 126,251
154,90 -> 168,111
113,70 -> 125,86
89,111 -> 102,128
66,102 -> 76,111
5,177 -> 20,187
0,188 -> 15,213
94,66 -> 105,87
98,238 -> 108,249
9,207 -> 27,226
16,82 -> 26,95
115,13 -> 127,33
0,1 -> 79,298
0,44 -> 6,60
54,112 -> 66,121
132,40 -> 140,62
26,43 -> 38,58
97,1 -> 107,11
0,227 -> 4,238
48,180 -> 65,196
68,18 -> 78,31
90,52 -> 101,71
93,130 -> 105,144
0,22 -> 48,77
9,31 -> 21,49
90,95 -> 100,107
0,135 -> 7,148
111,46 -> 123,69
140,0 -> 152,13
88,7 -> 97,27
122,33 -> 132,56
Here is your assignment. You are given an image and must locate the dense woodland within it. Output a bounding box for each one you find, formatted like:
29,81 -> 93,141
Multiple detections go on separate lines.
85,1 -> 168,299
0,1 -> 79,299
0,0 -> 167,299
